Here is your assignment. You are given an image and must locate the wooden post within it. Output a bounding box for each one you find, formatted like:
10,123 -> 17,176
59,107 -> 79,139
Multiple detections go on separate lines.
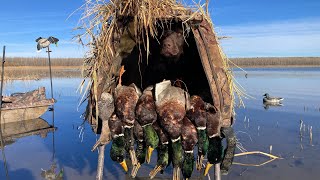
96,145 -> 106,180
0,45 -> 10,179
215,163 -> 221,180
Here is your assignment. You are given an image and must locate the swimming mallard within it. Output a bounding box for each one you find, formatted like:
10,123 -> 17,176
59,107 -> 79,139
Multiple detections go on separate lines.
186,95 -> 209,171
131,121 -> 146,178
263,93 -> 284,103
149,121 -> 170,179
135,86 -> 159,164
181,116 -> 198,180
204,104 -> 223,176
108,113 -> 128,172
114,83 -> 141,166
155,80 -> 189,180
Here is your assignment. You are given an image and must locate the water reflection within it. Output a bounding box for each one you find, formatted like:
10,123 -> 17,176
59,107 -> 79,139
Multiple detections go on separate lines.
263,101 -> 283,110
1,118 -> 55,147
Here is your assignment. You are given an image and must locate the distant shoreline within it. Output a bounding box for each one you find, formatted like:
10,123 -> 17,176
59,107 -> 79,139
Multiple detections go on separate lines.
1,57 -> 320,68
229,57 -> 320,68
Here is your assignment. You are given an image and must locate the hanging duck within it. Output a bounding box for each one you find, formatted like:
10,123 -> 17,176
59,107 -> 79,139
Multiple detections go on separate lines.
135,86 -> 159,164
204,104 -> 223,176
186,95 -> 209,170
149,121 -> 170,179
131,121 -> 146,178
114,66 -> 142,166
181,116 -> 198,180
155,80 -> 190,180
108,113 -> 128,172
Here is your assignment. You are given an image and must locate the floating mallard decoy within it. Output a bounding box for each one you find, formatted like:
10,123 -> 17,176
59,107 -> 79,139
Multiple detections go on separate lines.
36,36 -> 59,51
108,113 -> 128,172
204,104 -> 223,176
114,83 -> 141,166
135,86 -> 159,164
149,121 -> 170,179
155,80 -> 189,180
181,116 -> 198,180
263,93 -> 284,103
131,121 -> 147,178
186,95 -> 209,171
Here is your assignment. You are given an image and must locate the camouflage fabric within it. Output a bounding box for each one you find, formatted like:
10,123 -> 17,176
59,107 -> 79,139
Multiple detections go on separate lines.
2,87 -> 55,109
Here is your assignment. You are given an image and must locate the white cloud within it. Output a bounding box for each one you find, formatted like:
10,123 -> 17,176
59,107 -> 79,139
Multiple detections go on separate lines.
215,18 -> 320,57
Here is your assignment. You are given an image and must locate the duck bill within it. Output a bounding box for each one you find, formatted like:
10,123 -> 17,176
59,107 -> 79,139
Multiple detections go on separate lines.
204,162 -> 213,176
120,160 -> 128,172
149,165 -> 162,179
146,146 -> 154,164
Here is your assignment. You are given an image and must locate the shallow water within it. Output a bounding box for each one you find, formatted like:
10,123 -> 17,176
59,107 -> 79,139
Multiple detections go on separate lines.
0,68 -> 319,179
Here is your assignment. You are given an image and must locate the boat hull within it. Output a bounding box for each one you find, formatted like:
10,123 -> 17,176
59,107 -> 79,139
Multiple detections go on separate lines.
1,105 -> 51,124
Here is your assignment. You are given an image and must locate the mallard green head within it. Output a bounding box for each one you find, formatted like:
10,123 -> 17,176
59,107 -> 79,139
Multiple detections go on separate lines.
110,136 -> 128,172
196,129 -> 209,170
149,143 -> 169,179
131,140 -> 146,178
204,136 -> 223,176
171,137 -> 183,167
182,152 -> 195,180
144,124 -> 159,163
136,140 -> 146,164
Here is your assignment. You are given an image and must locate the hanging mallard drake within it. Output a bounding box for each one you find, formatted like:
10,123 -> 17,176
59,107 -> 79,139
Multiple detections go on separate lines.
149,121 -> 170,179
114,67 -> 142,166
135,86 -> 159,164
155,80 -> 190,180
204,105 -> 223,176
181,116 -> 198,180
108,113 -> 128,172
186,95 -> 209,171
131,121 -> 146,178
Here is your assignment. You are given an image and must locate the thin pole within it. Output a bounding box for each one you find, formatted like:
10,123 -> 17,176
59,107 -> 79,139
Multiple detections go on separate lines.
214,163 -> 221,180
46,46 -> 55,162
46,46 -> 54,99
96,145 -> 106,180
0,46 -> 10,179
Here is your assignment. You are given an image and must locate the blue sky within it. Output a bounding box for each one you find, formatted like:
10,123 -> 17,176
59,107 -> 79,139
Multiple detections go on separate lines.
0,0 -> 319,58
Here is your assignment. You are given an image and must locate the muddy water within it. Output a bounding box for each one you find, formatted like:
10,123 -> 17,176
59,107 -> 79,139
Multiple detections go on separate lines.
0,67 -> 319,179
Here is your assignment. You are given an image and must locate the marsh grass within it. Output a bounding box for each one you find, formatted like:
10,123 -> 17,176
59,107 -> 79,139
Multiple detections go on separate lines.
0,57 -> 83,67
230,57 -> 320,67
0,57 -> 83,80
0,66 -> 82,80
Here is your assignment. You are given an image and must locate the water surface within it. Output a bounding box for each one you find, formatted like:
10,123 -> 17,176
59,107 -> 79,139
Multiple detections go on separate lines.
0,68 -> 319,179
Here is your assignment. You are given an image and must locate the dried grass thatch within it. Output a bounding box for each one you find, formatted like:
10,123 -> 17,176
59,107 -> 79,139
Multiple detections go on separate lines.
75,0 -> 244,127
